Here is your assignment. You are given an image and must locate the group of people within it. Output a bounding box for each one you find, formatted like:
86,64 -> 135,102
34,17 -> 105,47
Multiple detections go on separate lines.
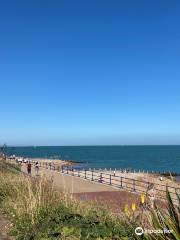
26,161 -> 39,175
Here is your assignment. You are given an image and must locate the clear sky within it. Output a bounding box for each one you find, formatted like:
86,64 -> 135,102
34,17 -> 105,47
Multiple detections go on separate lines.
0,0 -> 180,146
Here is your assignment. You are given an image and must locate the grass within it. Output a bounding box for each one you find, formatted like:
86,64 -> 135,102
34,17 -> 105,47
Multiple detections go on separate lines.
0,158 -> 179,240
0,159 -> 137,239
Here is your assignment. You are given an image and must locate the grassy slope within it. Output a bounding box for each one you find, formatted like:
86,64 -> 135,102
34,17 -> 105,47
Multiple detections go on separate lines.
0,159 -> 137,240
0,159 -> 179,240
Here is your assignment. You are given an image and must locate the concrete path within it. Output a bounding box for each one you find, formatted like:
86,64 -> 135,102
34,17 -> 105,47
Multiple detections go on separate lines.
0,214 -> 14,240
21,164 -> 118,193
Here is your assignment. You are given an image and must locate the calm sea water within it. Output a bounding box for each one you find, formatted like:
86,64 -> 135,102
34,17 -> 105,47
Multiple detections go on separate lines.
6,145 -> 180,173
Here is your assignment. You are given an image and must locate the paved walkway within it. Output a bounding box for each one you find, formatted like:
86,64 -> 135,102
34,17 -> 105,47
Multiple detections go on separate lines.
16,163 -> 168,214
21,164 -> 119,193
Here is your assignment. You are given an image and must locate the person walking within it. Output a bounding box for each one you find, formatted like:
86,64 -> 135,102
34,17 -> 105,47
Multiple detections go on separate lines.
27,162 -> 32,175
35,161 -> 39,175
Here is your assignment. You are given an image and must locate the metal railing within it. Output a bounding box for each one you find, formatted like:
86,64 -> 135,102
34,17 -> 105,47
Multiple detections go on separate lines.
40,162 -> 180,203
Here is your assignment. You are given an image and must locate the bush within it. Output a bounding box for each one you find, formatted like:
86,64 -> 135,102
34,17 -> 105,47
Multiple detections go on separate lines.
10,204 -> 137,239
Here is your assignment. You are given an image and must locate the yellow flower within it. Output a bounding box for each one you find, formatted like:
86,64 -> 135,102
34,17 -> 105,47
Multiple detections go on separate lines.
131,203 -> 136,212
140,194 -> 145,204
124,204 -> 129,215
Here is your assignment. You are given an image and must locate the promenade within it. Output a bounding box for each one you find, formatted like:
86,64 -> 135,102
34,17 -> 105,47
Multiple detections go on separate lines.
21,161 -> 180,205
21,163 -> 145,213
21,164 -> 118,193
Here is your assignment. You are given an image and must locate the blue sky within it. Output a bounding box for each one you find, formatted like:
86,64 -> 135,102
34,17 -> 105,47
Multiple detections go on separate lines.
0,0 -> 180,145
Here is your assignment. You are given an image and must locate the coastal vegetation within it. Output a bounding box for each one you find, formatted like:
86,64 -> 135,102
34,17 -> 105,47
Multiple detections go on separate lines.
0,159 -> 179,240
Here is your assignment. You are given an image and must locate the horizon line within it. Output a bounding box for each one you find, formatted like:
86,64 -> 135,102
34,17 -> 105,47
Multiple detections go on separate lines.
3,144 -> 180,147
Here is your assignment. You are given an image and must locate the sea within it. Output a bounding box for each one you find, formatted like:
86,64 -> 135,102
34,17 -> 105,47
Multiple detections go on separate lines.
5,145 -> 180,173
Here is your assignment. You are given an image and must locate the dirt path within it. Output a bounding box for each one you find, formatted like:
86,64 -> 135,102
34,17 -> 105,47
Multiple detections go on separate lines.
74,191 -> 141,214
74,191 -> 167,214
0,214 -> 14,240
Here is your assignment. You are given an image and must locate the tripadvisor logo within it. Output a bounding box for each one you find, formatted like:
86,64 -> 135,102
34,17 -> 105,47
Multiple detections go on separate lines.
135,227 -> 144,236
135,227 -> 173,236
